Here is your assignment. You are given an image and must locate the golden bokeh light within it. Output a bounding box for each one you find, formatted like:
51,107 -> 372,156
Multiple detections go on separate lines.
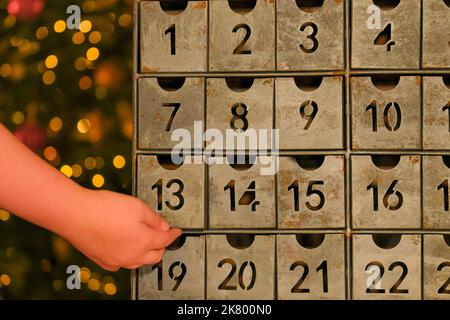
84,157 -> 97,170
44,146 -> 58,161
89,31 -> 102,44
0,64 -> 12,78
82,0 -> 95,12
72,32 -> 85,45
0,274 -> 11,286
79,76 -> 93,90
79,20 -> 92,33
45,55 -> 58,69
42,70 -> 56,85
17,39 -> 31,53
86,47 -> 100,61
95,86 -> 108,99
36,26 -> 48,40
53,20 -> 66,33
118,14 -> 132,27
74,57 -> 87,71
104,283 -> 117,296
11,111 -> 24,125
0,209 -> 10,222
80,267 -> 91,283
49,117 -> 63,132
37,61 -> 45,73
92,174 -> 105,188
88,278 -> 100,291
72,164 -> 83,178
4,15 -> 16,28
113,155 -> 126,169
77,118 -> 91,134
60,165 -> 73,178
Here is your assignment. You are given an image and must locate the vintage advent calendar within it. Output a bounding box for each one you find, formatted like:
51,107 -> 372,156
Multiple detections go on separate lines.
132,0 -> 450,300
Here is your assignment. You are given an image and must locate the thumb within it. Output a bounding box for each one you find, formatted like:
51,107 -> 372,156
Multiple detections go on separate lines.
142,207 -> 170,231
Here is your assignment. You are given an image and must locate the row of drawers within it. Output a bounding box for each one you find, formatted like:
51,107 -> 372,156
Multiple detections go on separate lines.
137,76 -> 450,150
138,0 -> 450,71
136,154 -> 450,229
138,233 -> 450,300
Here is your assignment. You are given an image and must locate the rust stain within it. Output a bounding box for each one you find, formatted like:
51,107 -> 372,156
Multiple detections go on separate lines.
263,79 -> 273,85
333,0 -> 344,5
415,76 -> 421,86
191,1 -> 207,9
409,155 -> 420,164
143,66 -> 160,73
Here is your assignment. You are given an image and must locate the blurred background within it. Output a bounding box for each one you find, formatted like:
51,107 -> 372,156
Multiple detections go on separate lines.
0,0 -> 134,299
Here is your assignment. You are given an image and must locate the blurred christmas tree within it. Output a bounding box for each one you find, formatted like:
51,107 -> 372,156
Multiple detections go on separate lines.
0,0 -> 134,299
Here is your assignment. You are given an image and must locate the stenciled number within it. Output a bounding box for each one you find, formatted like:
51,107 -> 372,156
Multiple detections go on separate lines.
152,179 -> 185,211
162,103 -> 181,131
366,261 -> 408,294
152,261 -> 187,291
288,180 -> 325,212
218,259 -> 256,291
290,261 -> 328,294
366,101 -> 402,132
232,24 -> 252,55
300,100 -> 318,130
367,180 -> 403,211
164,24 -> 176,55
224,180 -> 260,212
230,103 -> 249,132
438,180 -> 449,212
438,262 -> 450,294
443,103 -> 450,132
374,23 -> 395,52
299,22 -> 319,54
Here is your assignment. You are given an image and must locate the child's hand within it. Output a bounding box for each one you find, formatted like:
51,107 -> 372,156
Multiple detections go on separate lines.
62,189 -> 182,271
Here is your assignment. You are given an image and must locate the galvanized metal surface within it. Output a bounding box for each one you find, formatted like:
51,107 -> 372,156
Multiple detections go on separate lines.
138,236 -> 206,299
209,0 -> 275,71
139,1 -> 208,72
423,156 -> 450,230
133,0 -> 450,300
208,157 -> 276,229
352,234 -> 422,300
351,76 -> 421,150
136,155 -> 206,229
276,76 -> 344,150
206,235 -> 276,300
277,0 -> 345,71
422,0 -> 450,69
351,0 -> 421,69
351,155 -> 421,229
423,77 -> 450,150
277,234 -> 346,300
278,156 -> 345,229
423,234 -> 450,300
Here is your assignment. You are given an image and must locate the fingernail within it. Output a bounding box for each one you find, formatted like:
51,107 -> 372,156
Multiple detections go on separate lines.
161,220 -> 170,231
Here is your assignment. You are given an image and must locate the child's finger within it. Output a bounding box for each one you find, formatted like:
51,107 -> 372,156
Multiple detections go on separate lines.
147,228 -> 182,250
142,208 -> 170,231
141,249 -> 165,265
